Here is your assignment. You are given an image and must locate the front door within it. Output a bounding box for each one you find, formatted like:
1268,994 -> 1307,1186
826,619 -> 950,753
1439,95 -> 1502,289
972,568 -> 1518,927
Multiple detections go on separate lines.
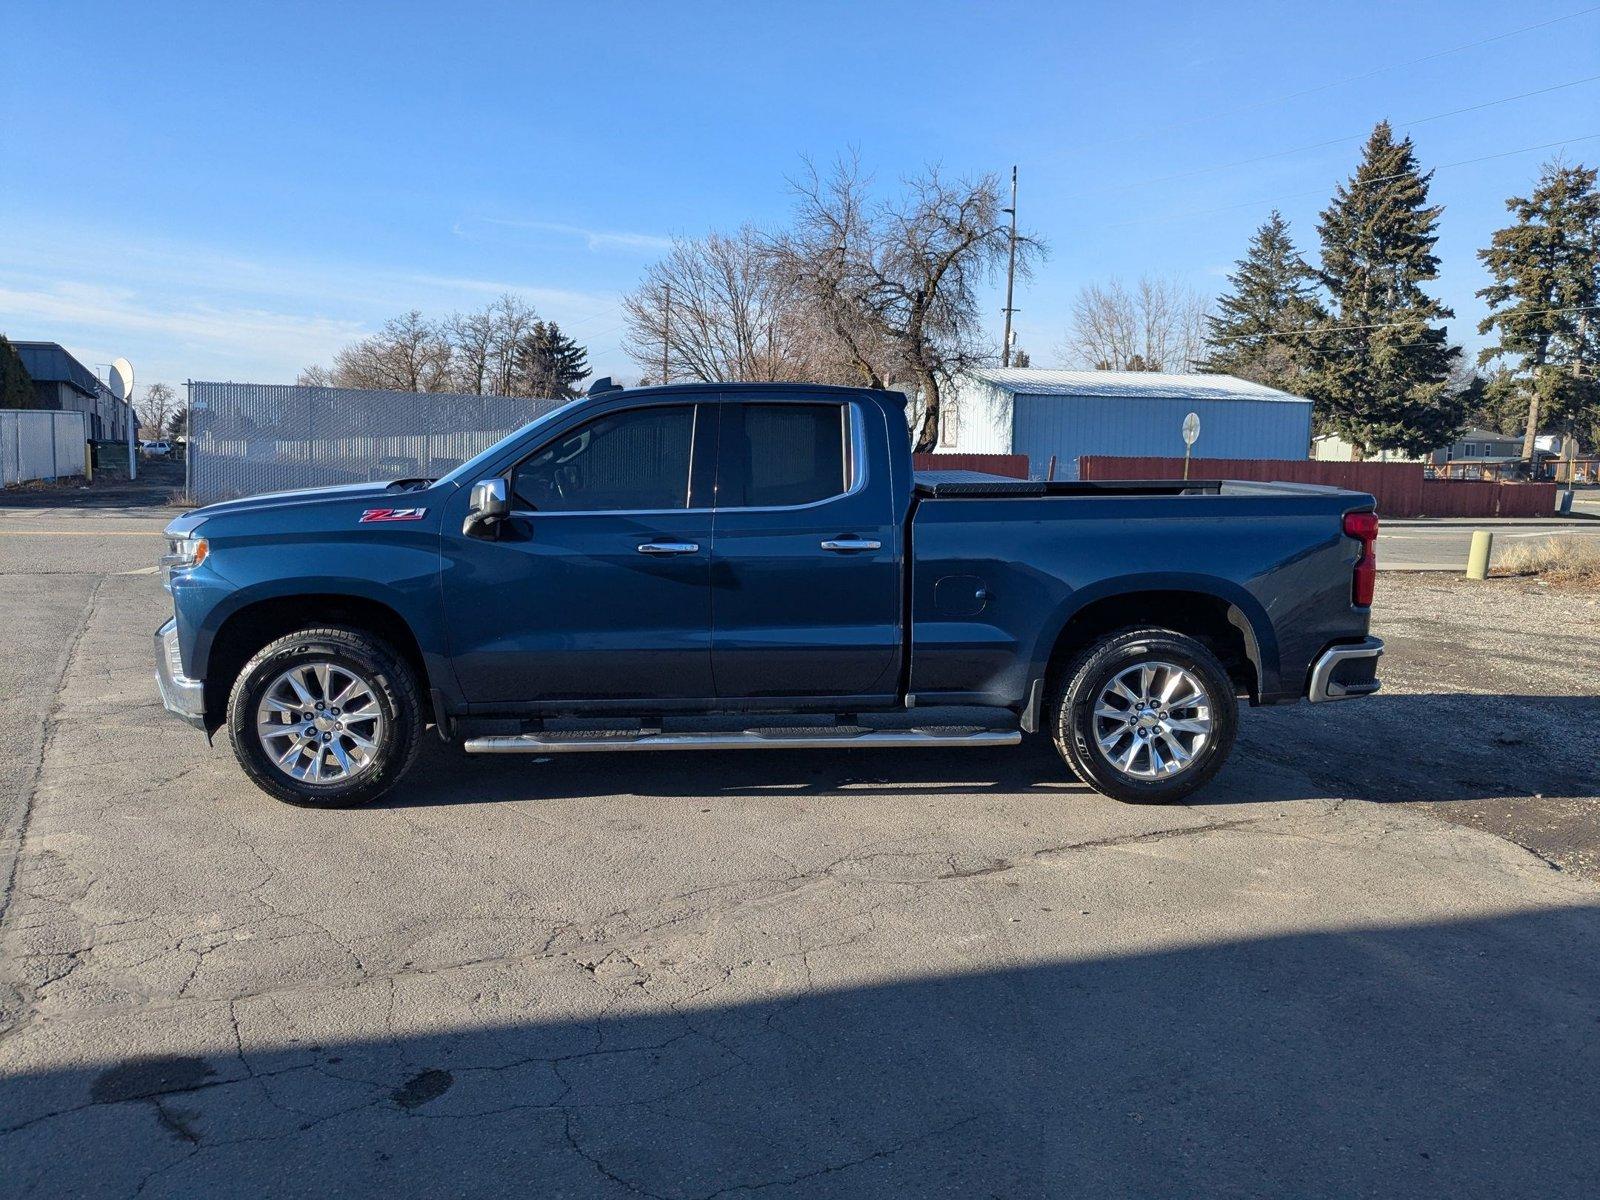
443,401 -> 715,704
709,398 -> 902,701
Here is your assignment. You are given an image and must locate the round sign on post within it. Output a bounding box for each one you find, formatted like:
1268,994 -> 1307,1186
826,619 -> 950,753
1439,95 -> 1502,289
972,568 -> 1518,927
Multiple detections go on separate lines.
1181,411 -> 1200,481
110,358 -> 136,481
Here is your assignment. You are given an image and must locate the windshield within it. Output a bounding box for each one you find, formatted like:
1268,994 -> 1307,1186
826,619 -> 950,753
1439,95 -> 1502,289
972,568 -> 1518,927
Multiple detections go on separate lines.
435,397 -> 590,489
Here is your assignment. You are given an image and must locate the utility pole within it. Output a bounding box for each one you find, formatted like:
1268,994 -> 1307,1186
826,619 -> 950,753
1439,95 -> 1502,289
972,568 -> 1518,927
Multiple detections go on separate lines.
662,281 -> 671,384
1001,165 -> 1019,368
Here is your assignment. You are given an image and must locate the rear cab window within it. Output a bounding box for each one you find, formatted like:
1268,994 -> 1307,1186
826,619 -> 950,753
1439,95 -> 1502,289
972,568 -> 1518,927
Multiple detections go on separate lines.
716,403 -> 851,509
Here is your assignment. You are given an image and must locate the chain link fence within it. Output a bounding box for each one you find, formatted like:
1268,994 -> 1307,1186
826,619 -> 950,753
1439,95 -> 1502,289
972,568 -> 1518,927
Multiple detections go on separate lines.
187,382 -> 565,504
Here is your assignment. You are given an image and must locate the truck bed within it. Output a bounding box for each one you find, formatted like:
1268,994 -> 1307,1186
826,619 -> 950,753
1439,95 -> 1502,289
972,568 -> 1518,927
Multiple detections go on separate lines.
911,472 -> 1359,499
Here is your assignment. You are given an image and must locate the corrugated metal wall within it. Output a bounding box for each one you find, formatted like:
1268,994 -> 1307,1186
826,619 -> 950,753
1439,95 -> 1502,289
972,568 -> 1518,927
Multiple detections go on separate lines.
941,376 -> 1016,454
1,411 -> 87,487
1016,394 -> 1312,480
189,382 -> 565,504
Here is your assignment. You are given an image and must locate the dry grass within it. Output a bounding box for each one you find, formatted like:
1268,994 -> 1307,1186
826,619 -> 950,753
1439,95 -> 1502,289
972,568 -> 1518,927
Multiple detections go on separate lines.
1495,535 -> 1600,586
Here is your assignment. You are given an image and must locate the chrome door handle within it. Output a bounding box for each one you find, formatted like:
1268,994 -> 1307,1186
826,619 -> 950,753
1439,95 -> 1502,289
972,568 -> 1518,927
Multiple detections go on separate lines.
820,538 -> 883,552
637,541 -> 700,555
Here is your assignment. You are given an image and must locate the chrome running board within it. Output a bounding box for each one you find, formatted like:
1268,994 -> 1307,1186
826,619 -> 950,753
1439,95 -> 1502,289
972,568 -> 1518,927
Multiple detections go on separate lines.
462,728 -> 1022,755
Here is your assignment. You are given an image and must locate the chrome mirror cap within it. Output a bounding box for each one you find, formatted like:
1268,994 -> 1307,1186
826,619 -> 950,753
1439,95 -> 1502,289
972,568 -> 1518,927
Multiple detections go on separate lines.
464,478 -> 510,536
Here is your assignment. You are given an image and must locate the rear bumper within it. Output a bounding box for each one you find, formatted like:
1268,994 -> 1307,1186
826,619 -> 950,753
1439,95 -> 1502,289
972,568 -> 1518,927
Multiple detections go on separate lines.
1307,636 -> 1383,703
154,618 -> 207,728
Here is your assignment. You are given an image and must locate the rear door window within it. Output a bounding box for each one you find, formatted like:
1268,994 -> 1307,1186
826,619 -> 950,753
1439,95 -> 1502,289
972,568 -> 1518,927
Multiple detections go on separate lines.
716,403 -> 849,509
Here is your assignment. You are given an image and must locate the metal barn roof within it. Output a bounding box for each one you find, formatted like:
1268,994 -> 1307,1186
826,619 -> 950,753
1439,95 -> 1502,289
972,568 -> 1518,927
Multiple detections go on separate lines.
964,368 -> 1311,405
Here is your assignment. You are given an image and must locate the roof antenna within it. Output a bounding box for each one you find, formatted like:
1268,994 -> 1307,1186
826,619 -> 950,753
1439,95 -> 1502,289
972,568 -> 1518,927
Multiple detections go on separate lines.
587,377 -> 622,396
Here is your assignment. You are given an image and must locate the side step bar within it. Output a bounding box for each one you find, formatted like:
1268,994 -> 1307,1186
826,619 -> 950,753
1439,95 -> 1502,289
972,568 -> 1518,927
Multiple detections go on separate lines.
463,728 -> 1023,755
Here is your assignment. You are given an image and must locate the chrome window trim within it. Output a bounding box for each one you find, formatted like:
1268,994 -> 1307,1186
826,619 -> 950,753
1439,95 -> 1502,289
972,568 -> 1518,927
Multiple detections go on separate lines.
712,400 -> 867,515
504,400 -> 869,519
505,401 -> 701,518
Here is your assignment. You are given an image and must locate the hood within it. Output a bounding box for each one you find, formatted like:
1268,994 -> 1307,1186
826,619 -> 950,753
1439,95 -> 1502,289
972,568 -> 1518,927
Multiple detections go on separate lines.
164,480 -> 440,536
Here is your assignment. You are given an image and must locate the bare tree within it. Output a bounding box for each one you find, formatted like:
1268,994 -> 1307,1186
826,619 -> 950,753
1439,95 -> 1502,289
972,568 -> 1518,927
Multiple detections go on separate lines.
1062,275 -> 1210,372
312,310 -> 454,392
136,382 -> 178,437
300,297 -> 564,396
624,228 -> 816,383
446,306 -> 497,396
770,156 -> 1040,451
764,159 -> 905,391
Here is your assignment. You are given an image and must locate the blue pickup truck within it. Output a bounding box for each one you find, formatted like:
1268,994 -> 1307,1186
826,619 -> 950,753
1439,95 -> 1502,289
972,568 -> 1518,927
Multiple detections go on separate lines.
157,380 -> 1382,808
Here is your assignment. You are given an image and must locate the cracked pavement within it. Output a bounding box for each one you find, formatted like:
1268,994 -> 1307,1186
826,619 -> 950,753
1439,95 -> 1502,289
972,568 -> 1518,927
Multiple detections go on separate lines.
2,487 -> 1598,1198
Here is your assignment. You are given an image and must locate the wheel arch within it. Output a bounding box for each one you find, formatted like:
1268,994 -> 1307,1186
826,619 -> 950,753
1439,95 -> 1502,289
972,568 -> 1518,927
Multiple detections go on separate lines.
201,593 -> 430,731
1035,578 -> 1274,704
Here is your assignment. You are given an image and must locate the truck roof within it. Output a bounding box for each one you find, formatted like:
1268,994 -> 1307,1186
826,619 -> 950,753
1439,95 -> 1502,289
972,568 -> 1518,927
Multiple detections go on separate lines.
590,380 -> 908,407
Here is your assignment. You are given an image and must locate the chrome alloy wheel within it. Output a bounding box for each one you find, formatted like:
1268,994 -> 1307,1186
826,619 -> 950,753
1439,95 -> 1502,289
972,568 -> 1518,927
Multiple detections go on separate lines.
255,661 -> 385,785
1091,661 -> 1213,780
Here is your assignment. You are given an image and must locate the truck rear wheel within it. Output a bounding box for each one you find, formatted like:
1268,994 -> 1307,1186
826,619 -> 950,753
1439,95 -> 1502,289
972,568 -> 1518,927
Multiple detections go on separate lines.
1050,627 -> 1237,804
227,626 -> 423,808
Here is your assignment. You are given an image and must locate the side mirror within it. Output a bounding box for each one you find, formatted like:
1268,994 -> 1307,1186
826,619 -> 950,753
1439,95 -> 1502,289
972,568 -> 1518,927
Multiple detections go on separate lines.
463,478 -> 510,537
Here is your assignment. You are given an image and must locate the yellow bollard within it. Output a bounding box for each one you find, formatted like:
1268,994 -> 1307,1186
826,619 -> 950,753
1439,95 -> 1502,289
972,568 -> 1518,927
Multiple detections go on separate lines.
84,442 -> 93,483
1465,530 -> 1493,580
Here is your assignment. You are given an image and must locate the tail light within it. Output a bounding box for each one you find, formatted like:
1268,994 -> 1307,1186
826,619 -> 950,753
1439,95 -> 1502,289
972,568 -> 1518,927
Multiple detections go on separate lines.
1343,511 -> 1378,606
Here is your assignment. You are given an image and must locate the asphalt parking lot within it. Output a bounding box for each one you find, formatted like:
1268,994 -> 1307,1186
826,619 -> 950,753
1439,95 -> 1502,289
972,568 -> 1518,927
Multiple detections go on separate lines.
2,477 -> 1598,1198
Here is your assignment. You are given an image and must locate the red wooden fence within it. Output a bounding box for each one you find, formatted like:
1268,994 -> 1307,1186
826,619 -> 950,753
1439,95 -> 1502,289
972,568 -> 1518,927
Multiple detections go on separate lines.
913,453 -> 1030,479
1079,455 -> 1556,519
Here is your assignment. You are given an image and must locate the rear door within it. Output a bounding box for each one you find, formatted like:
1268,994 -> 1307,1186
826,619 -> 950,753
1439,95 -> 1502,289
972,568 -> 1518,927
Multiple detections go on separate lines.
442,400 -> 716,704
709,398 -> 901,701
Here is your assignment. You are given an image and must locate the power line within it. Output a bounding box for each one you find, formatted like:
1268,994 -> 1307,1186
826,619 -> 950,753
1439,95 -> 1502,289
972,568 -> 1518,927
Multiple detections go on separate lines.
1081,73 -> 1600,198
1106,133 -> 1600,229
1064,5 -> 1600,154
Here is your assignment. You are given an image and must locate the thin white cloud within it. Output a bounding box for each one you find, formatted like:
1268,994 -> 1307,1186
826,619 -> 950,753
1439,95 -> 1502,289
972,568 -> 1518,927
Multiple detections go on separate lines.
457,216 -> 674,253
0,282 -> 362,348
0,216 -> 632,384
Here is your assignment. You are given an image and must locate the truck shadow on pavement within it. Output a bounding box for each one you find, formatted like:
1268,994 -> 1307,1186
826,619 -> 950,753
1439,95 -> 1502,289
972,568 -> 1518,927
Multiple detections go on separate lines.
388,692 -> 1598,810
6,908 -> 1598,1197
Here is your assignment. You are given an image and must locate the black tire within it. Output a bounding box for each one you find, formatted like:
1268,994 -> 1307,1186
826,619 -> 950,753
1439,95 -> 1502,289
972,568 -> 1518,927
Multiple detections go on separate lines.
1049,627 -> 1238,804
227,626 -> 423,808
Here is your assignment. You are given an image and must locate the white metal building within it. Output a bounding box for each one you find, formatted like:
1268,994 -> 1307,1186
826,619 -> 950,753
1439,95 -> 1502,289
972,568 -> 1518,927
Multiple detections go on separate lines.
13,342 -> 135,441
941,368 -> 1315,479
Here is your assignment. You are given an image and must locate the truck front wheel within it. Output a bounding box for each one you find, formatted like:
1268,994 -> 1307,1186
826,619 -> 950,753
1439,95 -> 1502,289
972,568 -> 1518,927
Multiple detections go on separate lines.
226,626 -> 423,807
1050,627 -> 1238,804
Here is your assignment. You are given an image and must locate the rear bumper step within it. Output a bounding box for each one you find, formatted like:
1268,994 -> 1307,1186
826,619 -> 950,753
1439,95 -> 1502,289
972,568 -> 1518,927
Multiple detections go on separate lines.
462,728 -> 1022,754
1307,636 -> 1384,703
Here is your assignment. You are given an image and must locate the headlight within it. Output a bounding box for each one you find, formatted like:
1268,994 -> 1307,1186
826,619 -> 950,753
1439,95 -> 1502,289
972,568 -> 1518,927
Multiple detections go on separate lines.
161,537 -> 208,591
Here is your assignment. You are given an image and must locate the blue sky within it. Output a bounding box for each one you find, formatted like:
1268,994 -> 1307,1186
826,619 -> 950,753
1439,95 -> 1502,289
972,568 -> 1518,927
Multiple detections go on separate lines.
4,1 -> 1598,403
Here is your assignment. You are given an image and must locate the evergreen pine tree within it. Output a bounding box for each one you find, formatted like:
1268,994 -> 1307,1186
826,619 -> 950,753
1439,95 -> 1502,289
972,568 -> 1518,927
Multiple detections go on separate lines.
1309,122 -> 1464,457
0,334 -> 37,409
1477,161 -> 1600,461
1199,210 -> 1323,392
514,321 -> 590,399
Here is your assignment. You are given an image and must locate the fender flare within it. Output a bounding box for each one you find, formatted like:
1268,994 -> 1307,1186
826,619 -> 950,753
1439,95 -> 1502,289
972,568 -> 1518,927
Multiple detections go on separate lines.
1027,574 -> 1278,697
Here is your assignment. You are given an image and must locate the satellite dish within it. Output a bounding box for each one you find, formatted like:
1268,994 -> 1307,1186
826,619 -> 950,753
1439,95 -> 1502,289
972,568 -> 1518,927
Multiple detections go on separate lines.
110,358 -> 136,402
1182,411 -> 1201,446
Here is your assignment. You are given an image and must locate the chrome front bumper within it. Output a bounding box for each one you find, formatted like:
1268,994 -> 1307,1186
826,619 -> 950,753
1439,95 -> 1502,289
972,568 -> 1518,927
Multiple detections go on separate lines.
154,618 -> 206,728
1307,636 -> 1384,703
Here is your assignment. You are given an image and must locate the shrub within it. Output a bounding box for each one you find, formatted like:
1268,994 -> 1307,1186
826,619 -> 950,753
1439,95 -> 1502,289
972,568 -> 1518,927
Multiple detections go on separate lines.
1496,535 -> 1600,585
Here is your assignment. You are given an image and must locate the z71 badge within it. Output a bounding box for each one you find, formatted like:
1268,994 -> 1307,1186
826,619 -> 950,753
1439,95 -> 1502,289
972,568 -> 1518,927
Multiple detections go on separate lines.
359,508 -> 427,523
